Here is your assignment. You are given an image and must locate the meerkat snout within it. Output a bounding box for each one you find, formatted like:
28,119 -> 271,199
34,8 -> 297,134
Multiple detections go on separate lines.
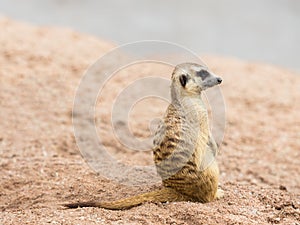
199,70 -> 222,90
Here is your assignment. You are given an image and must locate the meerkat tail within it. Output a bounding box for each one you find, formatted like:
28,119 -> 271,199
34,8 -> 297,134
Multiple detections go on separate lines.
63,187 -> 189,210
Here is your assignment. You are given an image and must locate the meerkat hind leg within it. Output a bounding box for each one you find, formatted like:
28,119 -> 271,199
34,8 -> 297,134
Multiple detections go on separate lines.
215,188 -> 224,199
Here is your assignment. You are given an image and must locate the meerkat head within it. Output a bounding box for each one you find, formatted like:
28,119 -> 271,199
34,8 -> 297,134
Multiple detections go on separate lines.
171,63 -> 222,100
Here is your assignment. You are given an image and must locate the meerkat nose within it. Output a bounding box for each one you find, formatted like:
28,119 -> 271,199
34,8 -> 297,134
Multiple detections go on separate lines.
217,77 -> 222,84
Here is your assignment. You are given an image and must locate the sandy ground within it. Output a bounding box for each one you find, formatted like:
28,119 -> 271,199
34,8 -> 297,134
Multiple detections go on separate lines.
0,17 -> 300,225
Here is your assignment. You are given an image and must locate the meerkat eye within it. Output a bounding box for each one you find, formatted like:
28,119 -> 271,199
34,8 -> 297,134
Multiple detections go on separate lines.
179,74 -> 188,87
196,70 -> 210,80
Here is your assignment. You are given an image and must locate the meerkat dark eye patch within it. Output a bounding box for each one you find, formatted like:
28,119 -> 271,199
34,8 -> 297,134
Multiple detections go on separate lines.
179,74 -> 188,87
196,70 -> 210,80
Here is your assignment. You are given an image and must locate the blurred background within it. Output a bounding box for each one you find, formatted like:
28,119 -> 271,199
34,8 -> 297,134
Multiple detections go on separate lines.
1,0 -> 299,70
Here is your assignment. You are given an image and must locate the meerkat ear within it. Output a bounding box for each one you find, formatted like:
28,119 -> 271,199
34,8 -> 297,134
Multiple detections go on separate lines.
179,74 -> 188,87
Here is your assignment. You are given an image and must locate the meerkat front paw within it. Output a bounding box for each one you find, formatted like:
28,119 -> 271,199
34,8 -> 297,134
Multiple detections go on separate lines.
215,189 -> 224,199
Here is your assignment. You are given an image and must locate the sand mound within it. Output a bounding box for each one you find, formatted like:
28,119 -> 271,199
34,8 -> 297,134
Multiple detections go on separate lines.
0,17 -> 299,224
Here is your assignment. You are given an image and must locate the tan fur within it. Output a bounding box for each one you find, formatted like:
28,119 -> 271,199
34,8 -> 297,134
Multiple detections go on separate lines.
63,62 -> 223,210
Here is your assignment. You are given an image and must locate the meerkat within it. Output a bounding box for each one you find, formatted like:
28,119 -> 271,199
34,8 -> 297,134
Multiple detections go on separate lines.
64,62 -> 223,210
